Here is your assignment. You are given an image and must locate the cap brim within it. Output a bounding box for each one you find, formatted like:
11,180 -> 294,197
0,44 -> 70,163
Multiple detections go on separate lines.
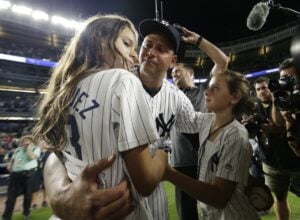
138,19 -> 179,53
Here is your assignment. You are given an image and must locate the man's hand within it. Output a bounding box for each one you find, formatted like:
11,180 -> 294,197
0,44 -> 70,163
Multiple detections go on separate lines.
180,27 -> 200,45
45,154 -> 134,220
261,118 -> 286,135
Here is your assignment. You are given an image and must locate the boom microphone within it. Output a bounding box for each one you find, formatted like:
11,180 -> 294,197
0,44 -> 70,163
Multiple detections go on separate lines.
247,2 -> 270,31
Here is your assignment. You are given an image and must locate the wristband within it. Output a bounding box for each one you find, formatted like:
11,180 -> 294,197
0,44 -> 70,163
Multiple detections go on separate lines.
196,35 -> 203,47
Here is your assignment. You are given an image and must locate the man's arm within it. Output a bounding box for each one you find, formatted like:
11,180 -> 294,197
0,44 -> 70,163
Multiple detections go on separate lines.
270,100 -> 300,156
44,153 -> 134,220
271,99 -> 285,126
283,113 -> 300,157
180,27 -> 229,75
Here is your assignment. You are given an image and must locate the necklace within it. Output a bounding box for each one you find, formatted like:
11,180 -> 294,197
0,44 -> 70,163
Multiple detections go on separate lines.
208,118 -> 235,140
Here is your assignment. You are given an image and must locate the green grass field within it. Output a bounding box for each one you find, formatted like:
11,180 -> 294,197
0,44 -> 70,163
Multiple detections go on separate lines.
12,182 -> 300,220
164,181 -> 300,220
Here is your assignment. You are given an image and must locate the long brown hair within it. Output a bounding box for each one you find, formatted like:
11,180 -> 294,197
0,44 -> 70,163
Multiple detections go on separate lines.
222,70 -> 254,118
32,14 -> 137,150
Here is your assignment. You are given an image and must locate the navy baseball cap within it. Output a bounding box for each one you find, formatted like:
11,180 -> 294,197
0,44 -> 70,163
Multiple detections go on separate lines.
138,19 -> 181,54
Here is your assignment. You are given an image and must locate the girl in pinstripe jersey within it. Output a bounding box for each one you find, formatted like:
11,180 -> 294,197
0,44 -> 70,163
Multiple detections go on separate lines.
33,14 -> 168,220
165,70 -> 260,219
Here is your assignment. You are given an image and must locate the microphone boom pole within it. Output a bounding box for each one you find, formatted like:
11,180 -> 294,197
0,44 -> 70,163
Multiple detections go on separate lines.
267,0 -> 300,17
155,0 -> 160,21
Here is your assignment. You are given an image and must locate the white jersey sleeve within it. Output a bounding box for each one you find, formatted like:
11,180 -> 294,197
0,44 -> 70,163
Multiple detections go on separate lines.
174,89 -> 204,133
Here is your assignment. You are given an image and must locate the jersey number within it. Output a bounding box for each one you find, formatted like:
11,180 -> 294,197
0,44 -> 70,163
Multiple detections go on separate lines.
67,115 -> 82,160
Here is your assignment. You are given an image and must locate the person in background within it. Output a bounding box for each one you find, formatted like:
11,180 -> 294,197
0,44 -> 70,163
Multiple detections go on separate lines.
269,58 -> 300,220
2,135 -> 41,220
31,139 -> 50,208
272,58 -> 300,156
170,63 -> 205,220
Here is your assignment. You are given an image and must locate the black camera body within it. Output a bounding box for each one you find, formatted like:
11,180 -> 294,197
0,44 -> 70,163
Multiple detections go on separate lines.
244,113 -> 263,138
244,113 -> 270,151
268,75 -> 300,111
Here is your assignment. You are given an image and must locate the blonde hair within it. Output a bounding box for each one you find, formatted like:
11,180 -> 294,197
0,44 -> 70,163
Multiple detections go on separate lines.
33,14 -> 138,150
20,135 -> 34,145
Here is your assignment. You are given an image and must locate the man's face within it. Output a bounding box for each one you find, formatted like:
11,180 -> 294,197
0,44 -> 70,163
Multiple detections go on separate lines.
139,33 -> 177,77
171,64 -> 193,88
21,138 -> 33,148
280,66 -> 297,78
280,66 -> 300,89
255,81 -> 272,103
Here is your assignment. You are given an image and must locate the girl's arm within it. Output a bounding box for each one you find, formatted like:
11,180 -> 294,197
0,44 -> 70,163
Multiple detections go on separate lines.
164,165 -> 236,209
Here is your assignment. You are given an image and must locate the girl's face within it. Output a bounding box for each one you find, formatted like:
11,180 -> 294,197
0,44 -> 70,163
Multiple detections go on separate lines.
205,75 -> 236,113
114,26 -> 138,69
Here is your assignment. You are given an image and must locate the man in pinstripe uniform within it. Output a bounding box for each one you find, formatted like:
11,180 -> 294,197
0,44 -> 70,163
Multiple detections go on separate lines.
137,19 -> 229,220
43,19 -> 229,219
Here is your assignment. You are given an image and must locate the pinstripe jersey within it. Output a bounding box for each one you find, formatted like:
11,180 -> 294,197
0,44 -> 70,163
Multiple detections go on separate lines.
188,113 -> 259,220
63,68 -> 159,220
142,79 -> 201,220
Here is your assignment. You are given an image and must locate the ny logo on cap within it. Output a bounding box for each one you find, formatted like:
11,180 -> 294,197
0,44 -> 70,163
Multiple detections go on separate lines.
161,20 -> 170,27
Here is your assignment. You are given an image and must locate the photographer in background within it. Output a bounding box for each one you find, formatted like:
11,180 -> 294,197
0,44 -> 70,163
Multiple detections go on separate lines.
253,76 -> 300,220
271,58 -> 300,158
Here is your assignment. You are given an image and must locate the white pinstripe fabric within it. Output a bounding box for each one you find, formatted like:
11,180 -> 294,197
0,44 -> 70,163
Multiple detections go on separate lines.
143,79 -> 200,220
192,114 -> 259,220
63,68 -> 159,220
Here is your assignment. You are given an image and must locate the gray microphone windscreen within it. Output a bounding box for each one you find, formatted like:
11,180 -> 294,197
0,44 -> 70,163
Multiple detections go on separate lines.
290,28 -> 300,72
247,2 -> 270,31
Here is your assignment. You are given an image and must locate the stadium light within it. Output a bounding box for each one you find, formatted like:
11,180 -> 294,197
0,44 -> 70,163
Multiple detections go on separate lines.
170,67 -> 280,84
0,86 -> 46,94
51,15 -> 68,25
67,20 -> 82,29
11,4 -> 32,16
32,10 -> 49,21
194,79 -> 208,83
0,116 -> 37,121
0,0 -> 11,10
1,2 -> 82,31
51,15 -> 81,29
0,53 -> 57,67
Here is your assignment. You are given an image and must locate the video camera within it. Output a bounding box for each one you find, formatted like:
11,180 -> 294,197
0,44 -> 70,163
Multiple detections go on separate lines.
268,75 -> 300,112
